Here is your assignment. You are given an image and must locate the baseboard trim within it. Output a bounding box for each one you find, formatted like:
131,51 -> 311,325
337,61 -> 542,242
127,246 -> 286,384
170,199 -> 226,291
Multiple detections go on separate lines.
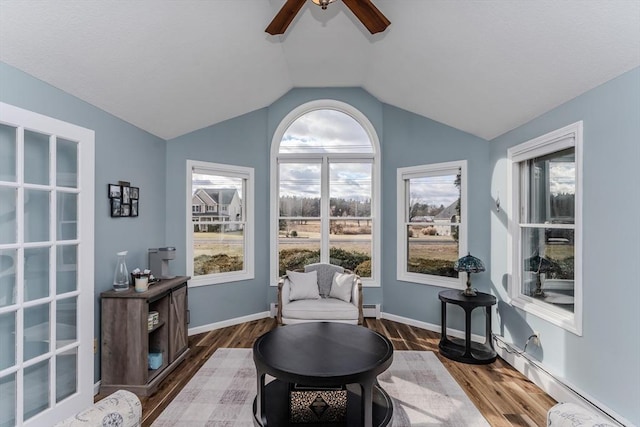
94,380 -> 101,396
381,311 -> 486,343
188,311 -> 271,336
493,335 -> 629,427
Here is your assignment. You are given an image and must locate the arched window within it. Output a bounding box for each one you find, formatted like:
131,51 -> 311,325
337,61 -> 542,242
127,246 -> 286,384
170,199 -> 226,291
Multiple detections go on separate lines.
270,100 -> 380,286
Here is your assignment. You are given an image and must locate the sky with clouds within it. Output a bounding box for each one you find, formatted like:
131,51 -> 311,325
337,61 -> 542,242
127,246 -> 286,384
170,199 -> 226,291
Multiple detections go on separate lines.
279,109 -> 373,201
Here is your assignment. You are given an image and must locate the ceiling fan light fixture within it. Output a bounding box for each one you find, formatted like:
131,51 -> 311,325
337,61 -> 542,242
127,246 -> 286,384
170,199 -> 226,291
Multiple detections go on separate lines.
311,0 -> 336,10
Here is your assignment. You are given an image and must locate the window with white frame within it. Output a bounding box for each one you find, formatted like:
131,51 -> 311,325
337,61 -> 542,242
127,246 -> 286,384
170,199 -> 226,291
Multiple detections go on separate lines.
397,160 -> 468,288
187,160 -> 254,286
270,100 -> 380,285
508,121 -> 582,335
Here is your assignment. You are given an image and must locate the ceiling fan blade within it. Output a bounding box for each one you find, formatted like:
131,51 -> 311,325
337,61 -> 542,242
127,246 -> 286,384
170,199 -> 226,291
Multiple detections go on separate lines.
342,0 -> 390,34
266,0 -> 306,35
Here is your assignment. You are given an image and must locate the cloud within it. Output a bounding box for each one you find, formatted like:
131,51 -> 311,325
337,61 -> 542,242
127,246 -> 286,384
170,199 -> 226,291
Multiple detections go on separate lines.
409,175 -> 459,207
549,163 -> 575,195
280,109 -> 373,154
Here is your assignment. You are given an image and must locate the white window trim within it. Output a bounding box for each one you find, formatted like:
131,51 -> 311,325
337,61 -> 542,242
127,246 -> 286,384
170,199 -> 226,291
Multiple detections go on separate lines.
186,160 -> 254,287
397,160 -> 468,289
507,121 -> 583,335
269,100 -> 381,286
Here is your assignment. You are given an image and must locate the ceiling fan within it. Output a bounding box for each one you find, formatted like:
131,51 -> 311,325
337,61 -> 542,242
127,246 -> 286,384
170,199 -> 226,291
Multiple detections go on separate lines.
266,0 -> 390,35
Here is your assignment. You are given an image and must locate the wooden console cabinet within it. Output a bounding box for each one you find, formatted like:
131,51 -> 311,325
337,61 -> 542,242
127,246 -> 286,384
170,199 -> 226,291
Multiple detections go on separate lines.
100,276 -> 190,396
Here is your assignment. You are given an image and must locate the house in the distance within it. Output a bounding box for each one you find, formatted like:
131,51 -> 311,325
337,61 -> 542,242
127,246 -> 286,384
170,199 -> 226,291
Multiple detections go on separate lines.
192,188 -> 242,231
434,201 -> 459,237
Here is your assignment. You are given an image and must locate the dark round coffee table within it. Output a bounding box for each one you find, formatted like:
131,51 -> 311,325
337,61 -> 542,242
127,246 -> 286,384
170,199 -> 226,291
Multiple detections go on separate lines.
252,322 -> 394,427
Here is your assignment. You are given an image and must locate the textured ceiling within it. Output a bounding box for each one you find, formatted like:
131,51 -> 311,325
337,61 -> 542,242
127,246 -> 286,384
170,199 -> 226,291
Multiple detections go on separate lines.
1,0 -> 639,141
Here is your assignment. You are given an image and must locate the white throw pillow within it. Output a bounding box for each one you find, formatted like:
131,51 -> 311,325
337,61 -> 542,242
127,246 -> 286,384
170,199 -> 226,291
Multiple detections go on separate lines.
329,272 -> 355,303
287,270 -> 320,301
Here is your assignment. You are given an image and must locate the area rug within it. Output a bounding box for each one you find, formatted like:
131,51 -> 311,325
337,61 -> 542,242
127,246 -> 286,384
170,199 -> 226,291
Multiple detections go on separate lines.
152,348 -> 489,426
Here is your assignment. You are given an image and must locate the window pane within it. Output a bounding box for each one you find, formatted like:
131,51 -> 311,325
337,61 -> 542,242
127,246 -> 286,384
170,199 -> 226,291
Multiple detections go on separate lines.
0,124 -> 16,182
57,192 -> 77,240
56,138 -> 78,188
57,245 -> 78,294
56,348 -> 77,402
329,219 -> 371,277
24,303 -> 50,361
330,163 -> 371,217
408,172 -> 461,223
525,148 -> 575,224
0,249 -> 16,308
192,175 -> 243,220
407,225 -> 459,278
278,219 -> 320,276
0,312 -> 16,370
193,223 -> 244,276
24,130 -> 50,186
0,373 -> 16,427
279,163 -> 320,217
57,297 -> 77,348
0,187 -> 17,244
24,360 -> 50,420
280,110 -> 373,154
24,247 -> 50,302
24,189 -> 50,243
521,227 -> 575,312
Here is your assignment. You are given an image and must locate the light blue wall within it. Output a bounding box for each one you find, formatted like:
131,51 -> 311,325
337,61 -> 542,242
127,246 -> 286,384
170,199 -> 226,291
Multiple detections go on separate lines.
165,109 -> 270,326
0,62 -> 168,381
381,104 -> 491,331
489,67 -> 640,425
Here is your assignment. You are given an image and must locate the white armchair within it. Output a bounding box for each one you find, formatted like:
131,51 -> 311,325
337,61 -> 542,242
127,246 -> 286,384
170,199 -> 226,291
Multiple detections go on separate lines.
277,263 -> 363,325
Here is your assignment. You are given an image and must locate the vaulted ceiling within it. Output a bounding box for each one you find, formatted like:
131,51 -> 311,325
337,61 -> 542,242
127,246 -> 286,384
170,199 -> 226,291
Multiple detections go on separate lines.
1,0 -> 638,141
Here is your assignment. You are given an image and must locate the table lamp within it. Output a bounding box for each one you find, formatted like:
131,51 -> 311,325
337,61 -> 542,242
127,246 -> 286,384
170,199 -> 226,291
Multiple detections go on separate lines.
453,252 -> 485,297
524,252 -> 554,297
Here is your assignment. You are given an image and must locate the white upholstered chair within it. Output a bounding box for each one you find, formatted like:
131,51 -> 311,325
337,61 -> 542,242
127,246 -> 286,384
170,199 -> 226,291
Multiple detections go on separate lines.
277,263 -> 363,325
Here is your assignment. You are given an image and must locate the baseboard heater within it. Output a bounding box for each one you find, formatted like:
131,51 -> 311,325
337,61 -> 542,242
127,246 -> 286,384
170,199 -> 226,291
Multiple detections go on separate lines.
362,304 -> 381,318
270,303 -> 381,319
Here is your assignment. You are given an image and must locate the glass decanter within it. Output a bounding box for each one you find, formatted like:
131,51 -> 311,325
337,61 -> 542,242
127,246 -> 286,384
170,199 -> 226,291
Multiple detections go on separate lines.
113,251 -> 130,291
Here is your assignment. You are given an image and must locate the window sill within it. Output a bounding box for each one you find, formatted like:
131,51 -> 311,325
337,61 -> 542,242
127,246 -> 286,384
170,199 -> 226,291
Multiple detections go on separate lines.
189,271 -> 254,287
510,294 -> 581,336
397,272 -> 464,290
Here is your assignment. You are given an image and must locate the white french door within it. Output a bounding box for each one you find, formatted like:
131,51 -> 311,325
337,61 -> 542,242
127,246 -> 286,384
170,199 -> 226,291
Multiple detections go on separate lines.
0,102 -> 94,426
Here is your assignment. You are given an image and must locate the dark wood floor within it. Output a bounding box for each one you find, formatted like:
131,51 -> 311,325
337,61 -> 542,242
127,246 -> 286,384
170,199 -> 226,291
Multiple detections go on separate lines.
117,317 -> 556,426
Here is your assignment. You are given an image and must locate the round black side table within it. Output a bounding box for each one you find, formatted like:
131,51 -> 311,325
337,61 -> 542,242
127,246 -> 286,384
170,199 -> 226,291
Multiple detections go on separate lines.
438,289 -> 497,364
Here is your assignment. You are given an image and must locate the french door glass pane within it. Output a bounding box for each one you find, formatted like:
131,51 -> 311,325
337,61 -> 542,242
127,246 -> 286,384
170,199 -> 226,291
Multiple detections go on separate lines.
0,312 -> 16,370
24,247 -> 50,302
329,219 -> 371,277
23,303 -> 50,361
24,130 -> 50,186
278,219 -> 320,276
0,124 -> 16,182
193,224 -> 244,276
0,249 -> 16,307
56,138 -> 78,188
0,187 -> 17,244
24,360 -> 50,420
57,297 -> 77,349
279,163 -> 320,217
56,348 -> 77,402
56,192 -> 77,240
57,245 -> 78,294
329,163 -> 371,217
407,225 -> 459,278
24,189 -> 50,242
0,373 -> 16,427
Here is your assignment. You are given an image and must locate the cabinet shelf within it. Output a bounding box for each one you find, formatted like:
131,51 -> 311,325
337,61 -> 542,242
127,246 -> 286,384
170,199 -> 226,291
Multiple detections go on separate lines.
148,320 -> 165,334
100,276 -> 190,396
